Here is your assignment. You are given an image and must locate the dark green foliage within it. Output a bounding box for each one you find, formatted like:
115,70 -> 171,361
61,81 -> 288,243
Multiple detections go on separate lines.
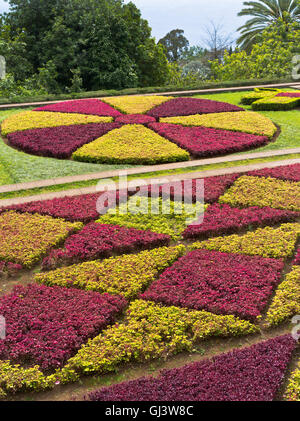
1,0 -> 170,92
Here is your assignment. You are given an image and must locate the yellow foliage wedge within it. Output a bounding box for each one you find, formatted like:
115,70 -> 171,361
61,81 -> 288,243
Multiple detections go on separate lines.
102,95 -> 173,114
72,124 -> 189,165
1,111 -> 112,135
160,111 -> 277,138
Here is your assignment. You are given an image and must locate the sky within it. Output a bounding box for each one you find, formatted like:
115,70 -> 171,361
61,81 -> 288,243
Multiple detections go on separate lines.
0,0 -> 248,46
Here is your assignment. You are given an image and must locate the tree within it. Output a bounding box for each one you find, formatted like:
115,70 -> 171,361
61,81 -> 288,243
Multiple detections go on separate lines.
158,29 -> 189,62
237,0 -> 300,51
203,21 -> 234,61
210,20 -> 300,81
1,0 -> 170,91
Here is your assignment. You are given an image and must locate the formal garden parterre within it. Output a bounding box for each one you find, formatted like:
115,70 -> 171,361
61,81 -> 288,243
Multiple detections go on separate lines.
0,160 -> 300,399
0,95 -> 280,165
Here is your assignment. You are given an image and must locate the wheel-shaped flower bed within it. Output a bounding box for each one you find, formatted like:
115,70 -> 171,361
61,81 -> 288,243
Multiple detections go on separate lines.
1,96 -> 277,165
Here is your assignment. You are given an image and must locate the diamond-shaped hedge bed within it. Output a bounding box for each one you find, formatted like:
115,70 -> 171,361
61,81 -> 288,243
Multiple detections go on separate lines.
1,96 -> 277,165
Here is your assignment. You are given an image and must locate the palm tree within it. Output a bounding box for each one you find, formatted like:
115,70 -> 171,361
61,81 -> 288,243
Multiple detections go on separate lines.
237,0 -> 300,51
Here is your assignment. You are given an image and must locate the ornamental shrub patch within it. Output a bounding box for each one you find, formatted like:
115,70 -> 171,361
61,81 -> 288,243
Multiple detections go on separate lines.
183,204 -> 299,240
0,261 -> 22,279
252,96 -> 300,111
41,222 -> 171,270
59,300 -> 257,379
141,250 -> 284,321
219,176 -> 300,212
34,99 -> 122,117
160,111 -> 277,138
277,92 -> 300,98
192,223 -> 300,259
2,190 -> 132,222
7,123 -> 122,159
72,124 -> 189,165
293,248 -> 300,266
0,284 -> 127,371
0,360 -> 52,397
0,211 -> 82,268
241,91 -> 277,105
284,366 -> 300,401
138,174 -> 240,203
101,95 -> 173,114
114,114 -> 156,124
247,164 -> 300,183
147,97 -> 243,118
266,266 -> 300,326
87,335 -> 295,402
148,123 -> 269,157
97,197 -> 204,240
1,111 -> 112,135
36,246 -> 185,299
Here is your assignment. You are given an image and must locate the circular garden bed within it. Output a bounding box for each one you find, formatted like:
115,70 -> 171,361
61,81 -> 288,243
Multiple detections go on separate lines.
1,96 -> 278,165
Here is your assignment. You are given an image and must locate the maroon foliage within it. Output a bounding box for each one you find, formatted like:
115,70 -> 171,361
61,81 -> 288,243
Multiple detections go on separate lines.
34,99 -> 122,117
0,284 -> 127,371
88,335 -> 295,401
141,249 -> 284,321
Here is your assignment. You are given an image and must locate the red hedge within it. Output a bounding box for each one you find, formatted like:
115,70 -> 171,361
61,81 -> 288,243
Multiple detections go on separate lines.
34,99 -> 122,117
149,123 -> 269,157
247,164 -> 300,182
7,123 -> 122,159
147,97 -> 244,118
0,284 -> 127,371
42,222 -> 170,270
141,249 -> 284,321
1,190 -> 133,223
138,174 -> 241,204
87,335 -> 295,401
183,203 -> 299,239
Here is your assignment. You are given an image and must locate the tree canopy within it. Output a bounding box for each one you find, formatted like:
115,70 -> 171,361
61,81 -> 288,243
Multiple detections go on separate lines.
0,0 -> 169,91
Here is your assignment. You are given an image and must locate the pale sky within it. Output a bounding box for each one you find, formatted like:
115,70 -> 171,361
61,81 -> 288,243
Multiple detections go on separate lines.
0,0 -> 248,46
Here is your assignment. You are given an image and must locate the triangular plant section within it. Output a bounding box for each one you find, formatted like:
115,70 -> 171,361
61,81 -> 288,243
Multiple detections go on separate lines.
34,99 -> 122,117
72,124 -> 189,164
101,95 -> 173,114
